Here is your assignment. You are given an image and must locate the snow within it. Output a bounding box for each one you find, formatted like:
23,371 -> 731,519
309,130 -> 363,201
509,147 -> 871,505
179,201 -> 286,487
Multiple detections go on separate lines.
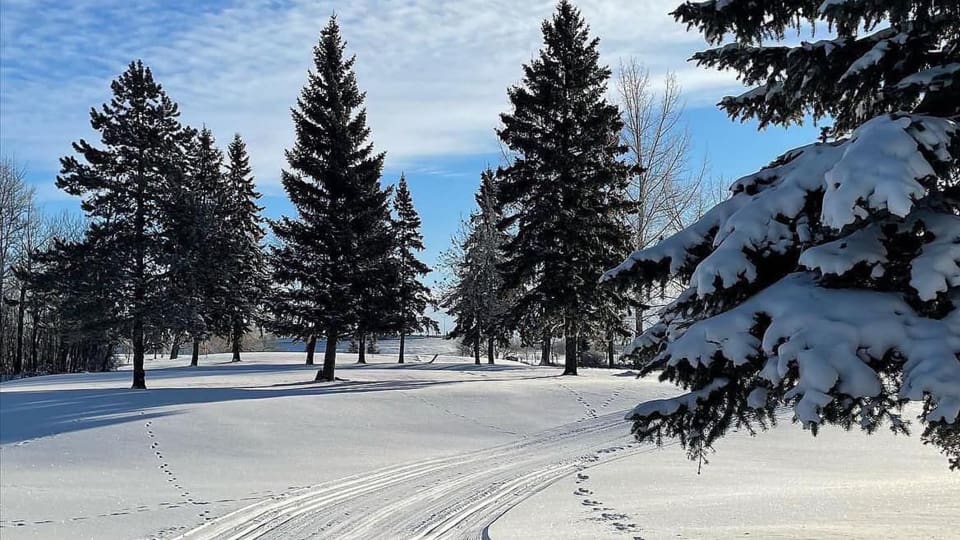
2,350 -> 957,539
491,413 -> 960,539
896,63 -> 960,91
626,378 -> 729,420
837,30 -> 906,83
821,114 -> 943,229
799,209 -> 960,301
637,272 -> 960,427
0,351 -> 673,539
605,114 -> 957,300
910,211 -> 960,301
799,223 -> 887,277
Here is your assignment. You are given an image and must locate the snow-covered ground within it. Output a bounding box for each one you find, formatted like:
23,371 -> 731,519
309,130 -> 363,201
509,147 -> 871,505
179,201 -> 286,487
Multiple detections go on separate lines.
1,351 -> 956,539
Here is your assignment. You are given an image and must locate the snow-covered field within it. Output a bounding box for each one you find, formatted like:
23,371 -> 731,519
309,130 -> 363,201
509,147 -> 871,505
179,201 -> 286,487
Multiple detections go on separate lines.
1,350 -> 956,539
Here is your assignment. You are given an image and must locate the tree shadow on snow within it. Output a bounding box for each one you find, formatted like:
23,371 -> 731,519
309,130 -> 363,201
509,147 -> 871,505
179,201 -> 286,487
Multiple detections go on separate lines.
0,370 -> 554,445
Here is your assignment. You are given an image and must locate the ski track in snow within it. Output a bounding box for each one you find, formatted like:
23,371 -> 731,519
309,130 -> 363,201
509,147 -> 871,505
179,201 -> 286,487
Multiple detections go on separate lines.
172,410 -> 648,540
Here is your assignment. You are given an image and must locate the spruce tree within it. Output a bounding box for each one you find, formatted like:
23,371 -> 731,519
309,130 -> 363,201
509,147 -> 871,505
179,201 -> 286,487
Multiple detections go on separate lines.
457,170 -> 513,364
167,126 -> 232,367
222,134 -> 265,362
391,175 -> 436,364
439,219 -> 483,365
56,60 -> 184,389
497,0 -> 631,375
271,16 -> 390,381
30,233 -> 124,373
604,1 -> 959,468
353,182 -> 396,365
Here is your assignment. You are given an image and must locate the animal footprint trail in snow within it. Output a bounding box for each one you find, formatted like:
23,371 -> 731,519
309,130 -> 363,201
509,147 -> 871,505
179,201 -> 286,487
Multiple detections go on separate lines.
599,384 -> 626,410
571,447 -> 646,537
143,418 -> 212,521
557,382 -> 599,420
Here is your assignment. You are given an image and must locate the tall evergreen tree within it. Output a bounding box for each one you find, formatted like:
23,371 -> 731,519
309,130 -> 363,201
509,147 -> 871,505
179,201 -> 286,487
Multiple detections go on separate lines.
439,218 -> 483,365
442,170 -> 514,365
167,126 -> 232,367
271,16 -> 391,381
391,175 -> 436,364
497,0 -> 631,375
604,1 -> 959,469
222,134 -> 265,362
56,60 -> 184,389
352,183 -> 396,365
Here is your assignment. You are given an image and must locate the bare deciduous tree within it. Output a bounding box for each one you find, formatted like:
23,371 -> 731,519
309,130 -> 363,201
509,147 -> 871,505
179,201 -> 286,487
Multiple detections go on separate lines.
0,157 -> 34,365
616,59 -> 714,335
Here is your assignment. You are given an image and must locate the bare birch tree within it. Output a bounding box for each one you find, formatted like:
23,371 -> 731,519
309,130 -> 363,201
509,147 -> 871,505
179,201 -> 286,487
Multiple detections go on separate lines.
616,59 -> 713,335
0,157 -> 34,365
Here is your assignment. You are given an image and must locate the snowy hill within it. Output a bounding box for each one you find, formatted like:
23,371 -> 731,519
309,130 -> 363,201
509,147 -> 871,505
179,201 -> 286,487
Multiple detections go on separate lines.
1,353 -> 956,539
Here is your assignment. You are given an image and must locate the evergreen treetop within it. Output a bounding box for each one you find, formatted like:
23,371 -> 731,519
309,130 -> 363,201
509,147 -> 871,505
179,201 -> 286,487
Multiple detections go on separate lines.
56,59 -> 186,389
271,15 -> 390,381
392,174 -> 435,337
497,0 -> 631,374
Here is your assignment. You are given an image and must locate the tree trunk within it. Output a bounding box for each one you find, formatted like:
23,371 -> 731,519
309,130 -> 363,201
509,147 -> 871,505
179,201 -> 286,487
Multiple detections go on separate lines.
56,336 -> 68,373
132,315 -> 146,389
487,337 -> 495,365
169,333 -> 181,360
635,304 -> 644,336
607,338 -> 615,369
541,333 -> 552,366
132,167 -> 147,389
316,329 -> 337,381
398,333 -> 405,364
357,334 -> 366,364
101,344 -> 115,372
474,339 -> 481,365
190,337 -> 200,367
13,285 -> 26,374
29,307 -> 40,372
305,335 -> 317,365
563,333 -> 578,376
0,303 -> 5,371
231,321 -> 242,362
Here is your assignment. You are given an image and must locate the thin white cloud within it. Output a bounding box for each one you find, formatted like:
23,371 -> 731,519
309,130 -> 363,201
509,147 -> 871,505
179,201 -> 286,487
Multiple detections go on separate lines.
1,0 -> 741,193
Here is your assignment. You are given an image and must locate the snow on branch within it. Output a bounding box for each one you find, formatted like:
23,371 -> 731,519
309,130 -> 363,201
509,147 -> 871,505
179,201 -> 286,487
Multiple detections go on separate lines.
896,63 -> 960,92
822,114 -> 954,229
910,211 -> 960,302
800,207 -> 960,303
648,272 -> 960,426
625,378 -> 729,420
606,114 -> 958,301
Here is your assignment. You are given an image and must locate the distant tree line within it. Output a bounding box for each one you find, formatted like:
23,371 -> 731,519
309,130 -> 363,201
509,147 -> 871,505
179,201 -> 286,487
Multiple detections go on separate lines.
0,26 -> 437,386
0,2 -> 711,385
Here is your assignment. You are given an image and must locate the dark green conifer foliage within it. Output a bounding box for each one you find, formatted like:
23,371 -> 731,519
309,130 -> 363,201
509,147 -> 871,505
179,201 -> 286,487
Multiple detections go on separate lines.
353,181 -> 396,365
391,175 -> 437,364
442,169 -> 513,365
270,16 -> 391,381
496,0 -> 632,375
167,127 -> 232,367
56,60 -> 184,389
222,134 -> 265,362
604,1 -> 960,470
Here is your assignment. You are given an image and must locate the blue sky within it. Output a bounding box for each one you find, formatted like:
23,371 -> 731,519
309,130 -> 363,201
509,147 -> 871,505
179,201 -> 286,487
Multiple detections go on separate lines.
1,0 -> 820,314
